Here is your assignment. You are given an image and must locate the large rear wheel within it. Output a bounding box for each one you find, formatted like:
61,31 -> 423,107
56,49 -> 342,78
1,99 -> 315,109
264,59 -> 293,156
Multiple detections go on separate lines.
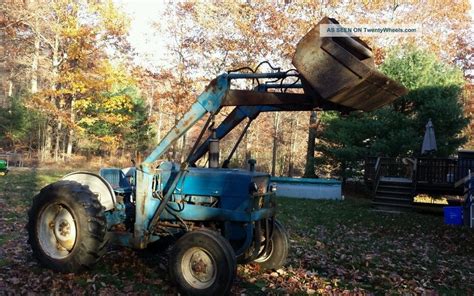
27,180 -> 108,272
169,229 -> 236,295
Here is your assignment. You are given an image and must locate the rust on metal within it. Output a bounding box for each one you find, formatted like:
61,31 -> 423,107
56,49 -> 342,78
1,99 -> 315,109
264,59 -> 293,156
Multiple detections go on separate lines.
223,90 -> 312,107
293,17 -> 408,111
222,89 -> 354,112
204,78 -> 218,92
179,114 -> 198,135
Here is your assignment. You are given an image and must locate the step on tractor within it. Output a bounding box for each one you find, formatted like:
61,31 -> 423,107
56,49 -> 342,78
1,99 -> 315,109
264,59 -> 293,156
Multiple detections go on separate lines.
27,17 -> 407,295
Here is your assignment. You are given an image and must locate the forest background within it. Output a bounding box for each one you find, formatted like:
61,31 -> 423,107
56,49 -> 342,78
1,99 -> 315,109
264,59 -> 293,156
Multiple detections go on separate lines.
0,0 -> 472,179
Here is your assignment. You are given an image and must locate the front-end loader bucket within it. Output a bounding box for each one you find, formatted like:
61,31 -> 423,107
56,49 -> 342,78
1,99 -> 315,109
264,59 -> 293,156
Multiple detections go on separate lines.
293,17 -> 408,111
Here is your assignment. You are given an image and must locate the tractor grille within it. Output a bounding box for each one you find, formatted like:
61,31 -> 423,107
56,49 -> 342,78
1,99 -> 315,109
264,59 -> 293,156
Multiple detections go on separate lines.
252,176 -> 269,194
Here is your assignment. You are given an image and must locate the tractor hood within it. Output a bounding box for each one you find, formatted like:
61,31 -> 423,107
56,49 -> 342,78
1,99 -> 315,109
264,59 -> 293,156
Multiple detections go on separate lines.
293,17 -> 408,111
158,162 -> 270,210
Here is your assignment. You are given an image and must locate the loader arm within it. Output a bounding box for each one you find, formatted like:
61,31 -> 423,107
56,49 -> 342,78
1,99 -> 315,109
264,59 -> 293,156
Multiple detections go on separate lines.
188,85 -> 355,165
141,75 -> 230,171
133,16 -> 408,248
141,16 -> 410,171
141,72 -> 343,170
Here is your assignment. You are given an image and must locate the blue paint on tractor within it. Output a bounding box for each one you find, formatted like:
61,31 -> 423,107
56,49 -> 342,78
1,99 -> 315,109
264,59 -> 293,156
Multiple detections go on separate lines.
157,161 -> 271,213
105,201 -> 126,229
142,75 -> 230,168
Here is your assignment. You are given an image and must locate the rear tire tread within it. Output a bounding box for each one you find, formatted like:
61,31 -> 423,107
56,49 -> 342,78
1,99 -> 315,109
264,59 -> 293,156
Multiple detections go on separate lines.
27,180 -> 108,273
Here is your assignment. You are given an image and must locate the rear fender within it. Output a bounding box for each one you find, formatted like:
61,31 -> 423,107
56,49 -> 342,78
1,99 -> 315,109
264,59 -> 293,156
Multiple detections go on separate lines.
62,171 -> 116,211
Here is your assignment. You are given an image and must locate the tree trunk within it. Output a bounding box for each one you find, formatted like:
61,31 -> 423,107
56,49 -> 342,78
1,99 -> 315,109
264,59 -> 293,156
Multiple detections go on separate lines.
148,84 -> 154,117
66,127 -> 74,156
271,113 -> 280,176
37,122 -> 43,159
303,111 -> 318,178
63,128 -> 68,155
52,34 -> 61,161
31,14 -> 40,94
7,80 -> 13,97
157,99 -> 163,143
288,114 -> 298,177
66,99 -> 75,157
54,121 -> 62,161
39,119 -> 52,161
44,122 -> 52,160
171,114 -> 179,160
244,131 -> 251,166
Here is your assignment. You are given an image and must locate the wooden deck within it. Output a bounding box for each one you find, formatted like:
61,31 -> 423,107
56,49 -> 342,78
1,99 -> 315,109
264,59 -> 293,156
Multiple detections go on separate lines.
365,156 -> 472,197
380,177 -> 412,183
366,155 -> 474,211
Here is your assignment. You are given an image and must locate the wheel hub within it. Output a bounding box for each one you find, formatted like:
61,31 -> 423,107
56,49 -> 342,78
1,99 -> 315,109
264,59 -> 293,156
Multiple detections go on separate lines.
190,255 -> 210,280
182,247 -> 216,289
59,221 -> 70,236
38,203 -> 77,259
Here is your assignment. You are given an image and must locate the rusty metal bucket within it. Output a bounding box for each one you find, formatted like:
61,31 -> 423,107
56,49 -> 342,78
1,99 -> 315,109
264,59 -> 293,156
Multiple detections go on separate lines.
293,17 -> 408,111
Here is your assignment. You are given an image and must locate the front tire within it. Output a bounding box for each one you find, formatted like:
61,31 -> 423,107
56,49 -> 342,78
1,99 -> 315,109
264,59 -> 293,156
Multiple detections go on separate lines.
169,229 -> 237,295
27,180 -> 108,272
254,220 -> 289,270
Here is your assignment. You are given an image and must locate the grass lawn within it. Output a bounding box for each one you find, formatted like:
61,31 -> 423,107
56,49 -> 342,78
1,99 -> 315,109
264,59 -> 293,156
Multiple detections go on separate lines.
0,168 -> 473,295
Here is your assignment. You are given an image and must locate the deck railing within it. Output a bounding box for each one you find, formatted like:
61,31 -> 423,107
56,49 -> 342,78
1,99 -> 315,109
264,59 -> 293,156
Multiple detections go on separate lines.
365,157 -> 410,184
366,156 -> 474,195
371,157 -> 410,194
416,158 -> 457,184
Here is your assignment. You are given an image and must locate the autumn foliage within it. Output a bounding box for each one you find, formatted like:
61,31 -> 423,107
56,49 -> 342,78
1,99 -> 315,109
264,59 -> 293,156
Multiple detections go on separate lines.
0,0 -> 472,176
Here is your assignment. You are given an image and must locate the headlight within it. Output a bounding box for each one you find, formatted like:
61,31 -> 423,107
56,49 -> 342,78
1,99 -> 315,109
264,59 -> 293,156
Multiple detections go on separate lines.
269,182 -> 277,192
249,182 -> 258,194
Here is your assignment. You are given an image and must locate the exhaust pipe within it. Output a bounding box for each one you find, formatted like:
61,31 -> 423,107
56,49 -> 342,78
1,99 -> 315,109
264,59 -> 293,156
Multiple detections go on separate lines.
209,129 -> 220,168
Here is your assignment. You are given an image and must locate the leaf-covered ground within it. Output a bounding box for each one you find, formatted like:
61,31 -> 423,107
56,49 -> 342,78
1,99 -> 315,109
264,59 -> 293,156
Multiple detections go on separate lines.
1,168 -> 473,295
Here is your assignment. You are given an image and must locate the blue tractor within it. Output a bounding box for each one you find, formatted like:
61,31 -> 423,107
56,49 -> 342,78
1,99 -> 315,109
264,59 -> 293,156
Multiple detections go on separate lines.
27,17 -> 407,295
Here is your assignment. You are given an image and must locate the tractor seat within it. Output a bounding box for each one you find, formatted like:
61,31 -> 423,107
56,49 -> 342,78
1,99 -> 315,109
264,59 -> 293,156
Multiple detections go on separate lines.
99,168 -> 132,194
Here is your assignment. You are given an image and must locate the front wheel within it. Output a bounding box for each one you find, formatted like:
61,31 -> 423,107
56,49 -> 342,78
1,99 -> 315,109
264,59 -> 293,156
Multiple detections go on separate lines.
27,180 -> 108,272
254,220 -> 289,270
169,229 -> 236,295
